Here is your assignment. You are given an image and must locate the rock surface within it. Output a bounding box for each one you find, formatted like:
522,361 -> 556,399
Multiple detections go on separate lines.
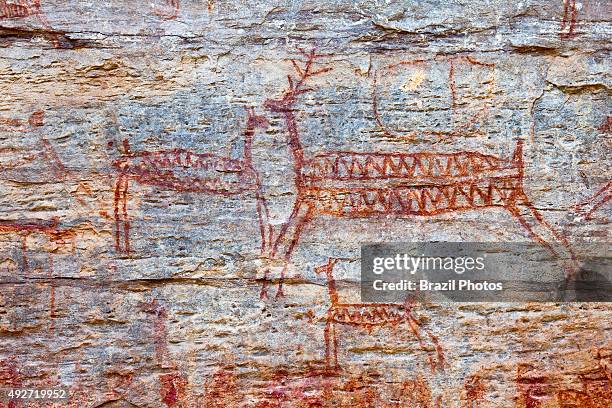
0,0 -> 610,407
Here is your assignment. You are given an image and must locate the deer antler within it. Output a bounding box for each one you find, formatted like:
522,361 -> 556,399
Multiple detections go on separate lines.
264,48 -> 331,114
284,48 -> 332,97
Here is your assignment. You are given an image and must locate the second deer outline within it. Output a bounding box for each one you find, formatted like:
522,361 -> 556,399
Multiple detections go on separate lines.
112,107 -> 272,255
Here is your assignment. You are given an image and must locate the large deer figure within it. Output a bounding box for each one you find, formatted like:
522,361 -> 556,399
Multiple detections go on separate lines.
112,107 -> 272,254
315,258 -> 445,372
261,49 -> 576,299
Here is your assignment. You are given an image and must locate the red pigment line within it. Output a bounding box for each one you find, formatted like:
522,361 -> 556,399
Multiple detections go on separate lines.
159,372 -> 187,407
121,175 -> 130,254
0,117 -> 23,127
21,233 -> 28,275
575,182 -> 611,219
516,365 -> 551,408
449,59 -> 457,108
48,252 -> 55,332
560,0 -> 578,38
113,176 -> 123,251
561,0 -> 570,30
150,300 -> 170,366
567,0 -> 577,36
584,193 -> 611,219
465,375 -> 486,407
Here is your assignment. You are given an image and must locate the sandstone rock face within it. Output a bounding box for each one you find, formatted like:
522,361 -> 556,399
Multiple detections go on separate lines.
0,1 -> 610,407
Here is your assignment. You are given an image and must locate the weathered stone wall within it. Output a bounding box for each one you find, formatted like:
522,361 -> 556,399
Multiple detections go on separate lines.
0,1 -> 610,407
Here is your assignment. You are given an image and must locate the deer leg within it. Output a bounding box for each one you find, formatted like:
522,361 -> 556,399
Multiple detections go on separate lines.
580,193 -> 611,220
255,190 -> 274,299
405,314 -> 430,366
331,321 -> 338,367
324,318 -> 338,368
259,197 -> 306,300
259,271 -> 270,300
507,190 -> 577,279
21,233 -> 29,276
271,198 -> 306,258
48,252 -> 55,333
323,319 -> 332,367
404,310 -> 445,372
114,175 -> 122,251
255,189 -> 272,257
256,189 -> 273,300
114,174 -> 129,253
259,198 -> 311,299
275,266 -> 290,300
121,175 -> 131,254
424,329 -> 445,373
274,201 -> 314,299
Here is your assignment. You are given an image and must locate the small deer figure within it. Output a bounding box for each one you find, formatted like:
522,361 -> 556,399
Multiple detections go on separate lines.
112,107 -> 271,254
314,258 -> 445,372
261,49 -> 576,299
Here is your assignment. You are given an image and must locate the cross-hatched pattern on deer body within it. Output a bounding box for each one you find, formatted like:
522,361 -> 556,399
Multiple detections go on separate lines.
303,151 -> 508,181
115,150 -> 259,195
0,0 -> 30,18
329,304 -> 408,326
302,151 -> 521,216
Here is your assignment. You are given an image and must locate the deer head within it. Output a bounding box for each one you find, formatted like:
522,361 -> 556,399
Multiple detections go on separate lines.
108,138 -> 133,173
242,107 -> 269,165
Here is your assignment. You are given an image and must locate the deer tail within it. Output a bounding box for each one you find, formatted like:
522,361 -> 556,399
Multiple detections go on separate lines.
512,139 -> 524,164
